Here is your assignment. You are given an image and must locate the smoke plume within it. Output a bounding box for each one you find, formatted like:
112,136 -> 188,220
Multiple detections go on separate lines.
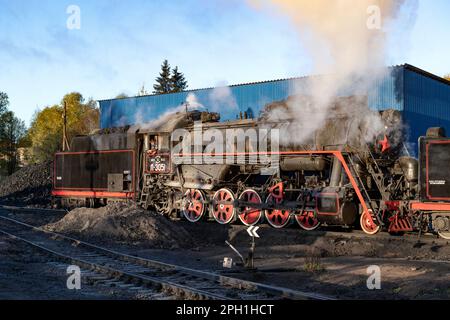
250,0 -> 417,147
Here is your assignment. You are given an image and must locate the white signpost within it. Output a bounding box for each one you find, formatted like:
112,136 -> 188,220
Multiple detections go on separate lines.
246,226 -> 260,269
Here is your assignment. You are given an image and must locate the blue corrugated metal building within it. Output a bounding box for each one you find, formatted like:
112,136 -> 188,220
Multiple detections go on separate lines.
98,64 -> 450,152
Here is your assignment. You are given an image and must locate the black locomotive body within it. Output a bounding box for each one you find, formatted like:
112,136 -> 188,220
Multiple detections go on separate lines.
52,106 -> 450,240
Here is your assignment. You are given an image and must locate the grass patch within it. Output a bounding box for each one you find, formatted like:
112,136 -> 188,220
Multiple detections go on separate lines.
303,255 -> 325,273
393,287 -> 402,294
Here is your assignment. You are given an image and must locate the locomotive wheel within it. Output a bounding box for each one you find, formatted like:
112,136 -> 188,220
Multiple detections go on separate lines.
295,210 -> 320,231
212,188 -> 236,224
264,194 -> 291,229
238,189 -> 263,226
360,210 -> 381,235
182,189 -> 206,223
438,231 -> 450,240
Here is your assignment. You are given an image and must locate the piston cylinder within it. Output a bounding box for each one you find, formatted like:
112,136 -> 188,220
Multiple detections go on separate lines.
315,187 -> 358,226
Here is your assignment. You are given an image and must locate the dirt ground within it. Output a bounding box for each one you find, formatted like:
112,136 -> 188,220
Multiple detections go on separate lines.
0,233 -> 155,300
105,224 -> 450,300
1,207 -> 450,300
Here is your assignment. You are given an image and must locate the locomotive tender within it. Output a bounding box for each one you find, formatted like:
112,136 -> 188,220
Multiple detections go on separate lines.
52,98 -> 450,240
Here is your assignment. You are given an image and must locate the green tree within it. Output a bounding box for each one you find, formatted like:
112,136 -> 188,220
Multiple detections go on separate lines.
153,60 -> 172,94
28,92 -> 100,162
0,92 -> 8,114
0,111 -> 26,174
0,92 -> 29,174
170,66 -> 188,93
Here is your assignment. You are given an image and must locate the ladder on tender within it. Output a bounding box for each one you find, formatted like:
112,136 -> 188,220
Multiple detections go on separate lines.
138,175 -> 152,208
364,147 -> 390,200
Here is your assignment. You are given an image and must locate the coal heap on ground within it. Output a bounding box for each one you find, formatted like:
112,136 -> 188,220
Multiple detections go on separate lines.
0,161 -> 53,207
45,203 -> 193,249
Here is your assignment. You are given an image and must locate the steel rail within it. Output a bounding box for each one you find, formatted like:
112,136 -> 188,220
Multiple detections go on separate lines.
0,211 -> 334,300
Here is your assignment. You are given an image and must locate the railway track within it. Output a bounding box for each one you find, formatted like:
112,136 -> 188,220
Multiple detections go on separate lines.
0,208 -> 334,300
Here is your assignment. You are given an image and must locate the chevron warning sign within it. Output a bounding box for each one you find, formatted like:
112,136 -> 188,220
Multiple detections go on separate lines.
246,226 -> 260,238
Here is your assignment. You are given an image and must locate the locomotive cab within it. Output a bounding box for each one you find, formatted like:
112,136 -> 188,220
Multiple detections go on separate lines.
143,132 -> 172,175
419,127 -> 450,202
416,127 -> 450,239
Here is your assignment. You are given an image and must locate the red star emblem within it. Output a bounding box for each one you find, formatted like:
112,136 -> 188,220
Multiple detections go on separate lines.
378,135 -> 391,153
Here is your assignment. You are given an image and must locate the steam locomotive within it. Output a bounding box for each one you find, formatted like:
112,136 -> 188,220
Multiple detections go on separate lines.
52,98 -> 450,240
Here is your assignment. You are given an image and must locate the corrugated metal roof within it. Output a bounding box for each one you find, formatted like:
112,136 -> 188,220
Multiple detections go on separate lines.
99,64 -> 399,102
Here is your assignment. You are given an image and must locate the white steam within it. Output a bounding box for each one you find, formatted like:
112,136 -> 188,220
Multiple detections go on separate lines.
250,0 -> 417,146
186,93 -> 205,110
209,82 -> 238,112
128,93 -> 204,133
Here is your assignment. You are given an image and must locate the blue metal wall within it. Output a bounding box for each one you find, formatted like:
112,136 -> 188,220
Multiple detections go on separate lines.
99,66 -> 404,129
403,68 -> 450,151
99,65 -> 450,154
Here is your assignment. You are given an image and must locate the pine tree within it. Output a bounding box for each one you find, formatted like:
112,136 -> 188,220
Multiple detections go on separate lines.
170,66 -> 188,93
153,60 -> 172,94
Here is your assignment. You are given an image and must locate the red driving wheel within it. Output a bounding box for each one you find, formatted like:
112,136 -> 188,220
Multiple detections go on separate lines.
295,210 -> 320,231
182,189 -> 205,223
212,188 -> 236,224
264,194 -> 291,228
238,189 -> 263,226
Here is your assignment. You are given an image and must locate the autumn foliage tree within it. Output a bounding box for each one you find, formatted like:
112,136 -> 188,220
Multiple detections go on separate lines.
28,92 -> 99,162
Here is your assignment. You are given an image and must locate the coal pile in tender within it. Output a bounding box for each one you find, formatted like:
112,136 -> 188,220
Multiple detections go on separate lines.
45,202 -> 193,249
0,161 -> 53,207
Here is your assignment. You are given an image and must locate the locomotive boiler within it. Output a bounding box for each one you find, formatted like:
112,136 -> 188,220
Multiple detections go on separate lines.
52,98 -> 450,240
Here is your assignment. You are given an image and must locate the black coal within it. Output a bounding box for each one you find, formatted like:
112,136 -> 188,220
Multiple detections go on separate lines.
0,161 -> 53,207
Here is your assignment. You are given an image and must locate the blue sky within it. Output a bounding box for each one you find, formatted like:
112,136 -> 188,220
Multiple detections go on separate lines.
0,0 -> 449,125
